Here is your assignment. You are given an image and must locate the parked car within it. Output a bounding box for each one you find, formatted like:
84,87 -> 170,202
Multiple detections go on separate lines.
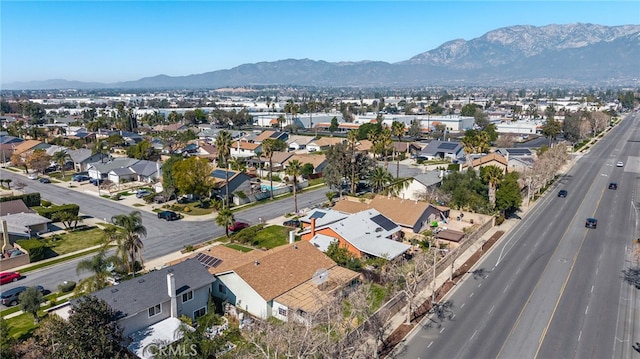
616,161 -> 624,167
585,217 -> 598,229
39,178 -> 51,183
0,271 -> 21,285
228,221 -> 250,233
153,194 -> 175,204
90,178 -> 104,186
557,190 -> 568,198
136,190 -> 152,198
72,174 -> 90,182
608,182 -> 618,190
27,173 -> 38,180
0,285 -> 44,306
283,219 -> 301,228
157,210 -> 180,221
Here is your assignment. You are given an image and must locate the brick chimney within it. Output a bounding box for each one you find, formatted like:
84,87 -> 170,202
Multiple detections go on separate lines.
310,218 -> 316,237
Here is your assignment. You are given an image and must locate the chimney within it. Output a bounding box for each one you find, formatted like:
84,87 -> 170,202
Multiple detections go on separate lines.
310,218 -> 316,237
166,273 -> 177,318
289,230 -> 295,244
1,220 -> 9,253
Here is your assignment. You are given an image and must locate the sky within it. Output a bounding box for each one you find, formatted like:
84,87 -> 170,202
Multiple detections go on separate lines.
1,1 -> 639,84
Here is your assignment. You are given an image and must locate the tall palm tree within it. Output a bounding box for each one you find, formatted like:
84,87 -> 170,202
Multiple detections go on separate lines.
346,130 -> 360,194
75,250 -> 114,293
369,166 -> 393,194
481,165 -> 504,209
216,130 -> 232,208
51,150 -> 71,178
215,208 -> 235,238
261,139 -> 287,200
276,115 -> 286,130
111,211 -> 146,276
461,131 -> 478,171
391,121 -> 405,178
285,159 -> 303,214
379,127 -> 393,170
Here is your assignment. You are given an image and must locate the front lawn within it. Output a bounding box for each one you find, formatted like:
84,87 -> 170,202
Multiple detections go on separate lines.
44,227 -> 107,256
251,225 -> 295,249
224,243 -> 254,252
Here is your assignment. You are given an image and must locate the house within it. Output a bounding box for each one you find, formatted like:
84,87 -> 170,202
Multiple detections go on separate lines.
253,130 -> 289,144
11,140 -> 43,163
210,168 -> 253,204
67,148 -> 106,172
417,140 -> 464,161
300,208 -> 411,260
87,158 -> 161,184
48,259 -> 214,359
283,153 -> 328,176
398,170 -> 444,202
197,143 -> 218,161
495,148 -> 536,172
0,212 -> 51,239
464,152 -> 508,173
188,241 -> 359,322
331,195 -> 446,234
306,137 -> 344,152
286,135 -> 316,151
230,141 -> 261,158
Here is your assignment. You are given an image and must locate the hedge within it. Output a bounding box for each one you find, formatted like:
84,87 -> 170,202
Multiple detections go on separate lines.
34,204 -> 80,220
15,238 -> 46,262
0,192 -> 41,207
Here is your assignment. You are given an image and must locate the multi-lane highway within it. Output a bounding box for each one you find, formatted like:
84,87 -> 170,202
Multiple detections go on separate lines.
398,111 -> 640,359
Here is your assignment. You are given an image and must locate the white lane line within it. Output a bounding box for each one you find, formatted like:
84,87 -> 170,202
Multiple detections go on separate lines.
440,327 -> 445,333
503,284 -> 510,293
451,314 -> 456,320
471,330 -> 478,340
428,341 -> 433,348
578,331 -> 582,342
515,267 -> 521,275
470,292 -> 474,298
461,303 -> 465,308
585,306 -> 589,315
478,283 -> 482,288
591,285 -> 594,293
489,305 -> 495,314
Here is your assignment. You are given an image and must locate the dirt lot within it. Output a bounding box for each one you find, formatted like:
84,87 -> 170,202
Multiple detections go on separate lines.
380,230 -> 505,358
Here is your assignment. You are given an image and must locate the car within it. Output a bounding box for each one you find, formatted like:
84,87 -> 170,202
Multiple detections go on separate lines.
27,173 -> 38,180
136,190 -> 152,198
609,182 -> 618,190
157,210 -> 180,221
616,161 -> 624,167
90,178 -> 104,186
585,218 -> 598,229
0,272 -> 21,285
0,285 -> 44,306
72,174 -> 90,182
283,219 -> 301,228
557,190 -> 568,198
39,177 -> 51,183
228,221 -> 249,232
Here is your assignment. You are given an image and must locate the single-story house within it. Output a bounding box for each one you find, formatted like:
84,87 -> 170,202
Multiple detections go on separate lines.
230,141 -> 261,158
87,158 -> 161,184
306,137 -> 344,152
463,152 -> 508,173
287,135 -> 316,151
0,212 -> 51,239
283,153 -> 328,176
68,148 -> 106,172
211,168 -> 253,204
253,130 -> 289,144
398,170 -> 444,202
417,140 -> 464,161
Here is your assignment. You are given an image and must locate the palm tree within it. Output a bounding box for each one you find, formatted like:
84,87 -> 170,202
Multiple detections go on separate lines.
276,114 -> 286,130
369,166 -> 393,194
216,130 -> 232,208
261,138 -> 287,200
482,165 -> 504,209
215,208 -> 235,238
391,121 -> 405,178
75,250 -> 114,293
51,150 -> 71,178
111,211 -> 146,276
461,131 -> 478,171
346,130 -> 360,194
285,159 -> 303,214
379,127 -> 393,170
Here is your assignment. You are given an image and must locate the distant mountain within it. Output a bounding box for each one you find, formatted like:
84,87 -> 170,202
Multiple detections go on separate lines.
4,23 -> 639,90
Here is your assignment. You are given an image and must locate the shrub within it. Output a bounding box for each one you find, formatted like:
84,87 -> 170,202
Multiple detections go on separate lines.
111,193 -> 122,201
15,238 -> 47,261
0,192 -> 41,207
40,199 -> 52,207
184,245 -> 194,252
34,204 -> 80,220
58,281 -> 76,293
183,206 -> 191,213
495,213 -> 505,225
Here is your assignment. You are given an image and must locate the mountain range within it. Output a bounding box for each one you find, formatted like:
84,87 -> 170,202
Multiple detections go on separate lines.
4,23 -> 640,90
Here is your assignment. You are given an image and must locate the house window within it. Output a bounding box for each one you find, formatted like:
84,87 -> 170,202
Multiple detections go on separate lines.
218,284 -> 226,294
278,307 -> 287,317
148,304 -> 162,317
194,307 -> 206,319
182,291 -> 193,303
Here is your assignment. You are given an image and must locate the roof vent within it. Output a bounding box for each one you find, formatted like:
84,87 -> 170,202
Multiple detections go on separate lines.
254,260 -> 259,266
293,244 -> 298,249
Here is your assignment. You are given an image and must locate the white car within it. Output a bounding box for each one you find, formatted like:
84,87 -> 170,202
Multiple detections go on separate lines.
27,173 -> 38,180
616,161 -> 624,167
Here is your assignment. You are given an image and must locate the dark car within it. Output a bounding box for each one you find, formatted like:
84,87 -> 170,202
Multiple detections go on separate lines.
1,285 -> 44,306
72,174 -> 90,182
39,178 -> 51,183
90,178 -> 104,186
228,221 -> 250,232
283,219 -> 301,228
608,182 -> 618,190
157,210 -> 180,221
0,271 -> 21,285
585,218 -> 598,229
136,190 -> 152,198
557,190 -> 568,198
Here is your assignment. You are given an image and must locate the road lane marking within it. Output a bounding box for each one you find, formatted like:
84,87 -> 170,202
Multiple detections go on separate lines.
478,283 -> 482,288
428,341 -> 433,348
489,305 -> 495,314
503,284 -> 510,293
585,305 -> 588,315
461,303 -> 465,308
591,285 -> 594,293
440,327 -> 445,333
578,331 -> 582,342
471,330 -> 478,340
470,292 -> 474,298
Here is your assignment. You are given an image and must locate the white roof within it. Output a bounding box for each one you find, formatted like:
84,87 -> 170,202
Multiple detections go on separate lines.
127,317 -> 194,359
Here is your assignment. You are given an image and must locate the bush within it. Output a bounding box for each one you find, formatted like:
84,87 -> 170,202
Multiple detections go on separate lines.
183,206 -> 191,212
495,213 -> 505,225
0,192 -> 41,207
15,238 -> 47,261
40,199 -> 52,207
58,281 -> 76,293
34,204 -> 80,220
111,193 -> 122,201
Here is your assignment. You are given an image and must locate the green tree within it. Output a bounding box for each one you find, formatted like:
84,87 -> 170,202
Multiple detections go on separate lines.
391,121 -> 405,177
260,138 -> 287,200
480,165 -> 504,209
326,241 -> 362,271
285,159 -> 303,213
369,166 -> 393,194
111,211 -> 146,276
161,154 -> 182,196
542,117 -> 562,146
18,286 -> 44,324
408,118 -> 422,139
0,318 -> 14,359
473,108 -> 490,130
495,172 -> 522,215
51,150 -> 71,178
75,250 -> 115,294
26,149 -> 51,174
173,157 -> 213,198
301,162 -> 314,177
216,130 -> 233,208
460,103 -> 478,117
126,139 -> 157,160
215,208 -> 235,237
329,116 -> 339,133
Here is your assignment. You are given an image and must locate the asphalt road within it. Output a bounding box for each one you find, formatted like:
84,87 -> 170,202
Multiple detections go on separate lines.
0,170 -> 328,296
398,112 -> 640,359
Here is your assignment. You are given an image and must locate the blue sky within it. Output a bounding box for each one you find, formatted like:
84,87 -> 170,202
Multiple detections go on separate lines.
2,1 -> 639,84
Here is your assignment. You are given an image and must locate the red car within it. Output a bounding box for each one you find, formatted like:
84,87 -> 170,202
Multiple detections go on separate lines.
228,221 -> 249,233
0,272 -> 21,285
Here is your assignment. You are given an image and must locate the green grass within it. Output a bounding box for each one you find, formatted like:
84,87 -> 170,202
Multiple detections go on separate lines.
224,243 -> 254,252
6,167 -> 19,172
369,283 -> 388,311
45,227 -> 107,256
5,311 -> 40,339
252,225 -> 292,249
308,177 -> 325,187
20,246 -> 107,274
132,203 -> 145,207
48,172 -> 73,181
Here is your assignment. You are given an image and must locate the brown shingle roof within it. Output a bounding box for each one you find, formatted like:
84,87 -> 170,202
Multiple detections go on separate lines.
0,199 -> 33,216
284,153 -> 326,169
436,229 -> 465,242
332,195 -> 430,228
12,140 -> 41,155
312,137 -> 343,147
254,130 -> 277,142
471,153 -> 508,168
